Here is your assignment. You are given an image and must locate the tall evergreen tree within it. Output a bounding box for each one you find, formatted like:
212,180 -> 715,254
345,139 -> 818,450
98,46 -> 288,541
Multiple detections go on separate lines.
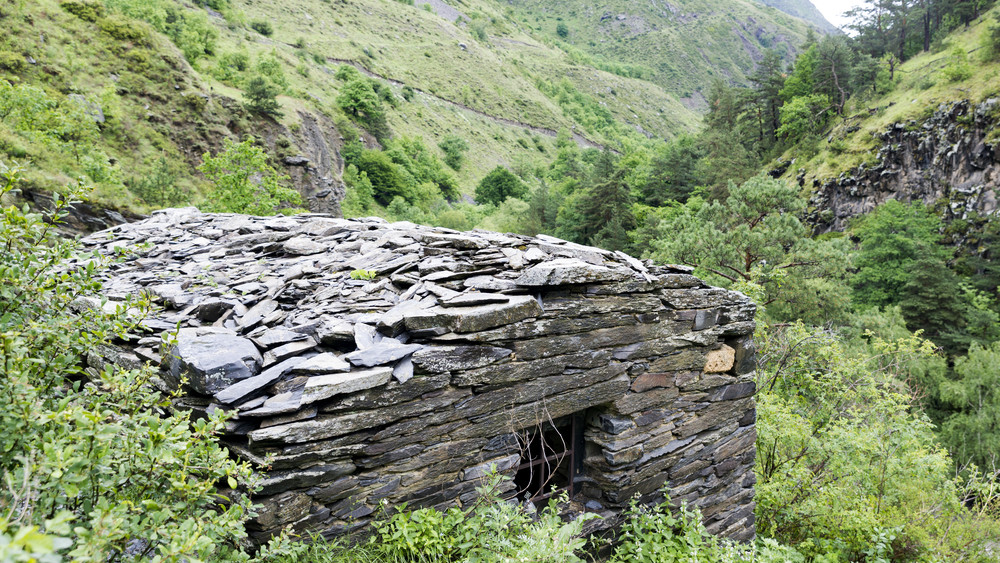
576,150 -> 636,252
851,200 -> 950,309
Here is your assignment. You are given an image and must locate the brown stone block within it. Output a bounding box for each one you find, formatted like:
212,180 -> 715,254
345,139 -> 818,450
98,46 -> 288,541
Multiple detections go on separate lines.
631,372 -> 677,393
704,345 -> 736,373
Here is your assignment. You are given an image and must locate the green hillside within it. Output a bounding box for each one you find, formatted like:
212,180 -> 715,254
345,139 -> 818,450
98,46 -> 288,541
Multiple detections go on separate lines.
758,0 -> 840,34
0,0 -> 712,216
0,0 -> 828,219
506,0 -> 817,110
780,12 -> 1000,184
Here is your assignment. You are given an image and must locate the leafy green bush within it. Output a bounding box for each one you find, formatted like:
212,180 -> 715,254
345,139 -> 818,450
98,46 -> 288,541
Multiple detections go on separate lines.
97,14 -> 151,43
336,77 -> 388,138
438,135 -> 468,170
102,0 -> 216,61
755,321 -> 1000,560
0,51 -> 26,73
334,64 -> 361,81
348,148 -> 412,206
59,0 -> 105,22
198,136 -> 302,215
0,80 -> 119,188
612,494 -> 806,562
475,166 -> 527,205
372,477 -> 593,562
127,156 -> 186,208
254,53 -> 289,91
942,47 -> 973,82
0,162 -> 257,561
340,164 -> 376,217
776,94 -> 831,141
250,20 -> 273,36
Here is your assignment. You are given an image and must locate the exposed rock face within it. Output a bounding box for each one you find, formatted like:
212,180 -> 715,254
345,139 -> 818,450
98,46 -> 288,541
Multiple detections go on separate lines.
79,209 -> 757,543
805,99 -> 1000,232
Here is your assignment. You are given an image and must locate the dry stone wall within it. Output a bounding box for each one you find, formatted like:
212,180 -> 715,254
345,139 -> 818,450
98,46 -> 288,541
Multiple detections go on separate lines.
79,208 -> 757,543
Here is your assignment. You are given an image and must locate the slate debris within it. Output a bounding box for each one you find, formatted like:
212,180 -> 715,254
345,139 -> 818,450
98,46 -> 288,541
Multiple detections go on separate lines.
79,210 -> 758,544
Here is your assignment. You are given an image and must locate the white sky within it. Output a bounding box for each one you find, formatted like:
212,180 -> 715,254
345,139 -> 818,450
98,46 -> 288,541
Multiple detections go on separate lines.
813,0 -> 864,30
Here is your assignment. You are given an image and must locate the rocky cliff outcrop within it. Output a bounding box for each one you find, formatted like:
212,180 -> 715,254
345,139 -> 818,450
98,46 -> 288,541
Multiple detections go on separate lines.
805,98 -> 1000,232
78,209 -> 757,543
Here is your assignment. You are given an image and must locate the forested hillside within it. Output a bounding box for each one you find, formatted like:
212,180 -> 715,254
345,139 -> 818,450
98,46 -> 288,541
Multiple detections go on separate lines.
504,0 -> 815,110
0,0 -> 828,225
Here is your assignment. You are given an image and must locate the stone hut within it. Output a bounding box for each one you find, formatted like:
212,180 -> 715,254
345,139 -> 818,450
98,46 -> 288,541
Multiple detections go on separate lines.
80,208 -> 758,543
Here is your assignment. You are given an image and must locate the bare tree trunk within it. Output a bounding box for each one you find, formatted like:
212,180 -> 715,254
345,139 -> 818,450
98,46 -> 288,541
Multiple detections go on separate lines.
831,61 -> 846,115
923,0 -> 930,52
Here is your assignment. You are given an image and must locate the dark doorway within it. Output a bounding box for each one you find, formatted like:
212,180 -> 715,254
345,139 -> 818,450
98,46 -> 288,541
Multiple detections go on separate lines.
512,412 -> 585,505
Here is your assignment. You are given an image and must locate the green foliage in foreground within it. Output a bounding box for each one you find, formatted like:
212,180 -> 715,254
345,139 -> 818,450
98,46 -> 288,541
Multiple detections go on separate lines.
198,136 -> 302,216
611,497 -> 804,563
756,318 -> 1000,561
260,485 -> 806,563
0,162 -> 257,561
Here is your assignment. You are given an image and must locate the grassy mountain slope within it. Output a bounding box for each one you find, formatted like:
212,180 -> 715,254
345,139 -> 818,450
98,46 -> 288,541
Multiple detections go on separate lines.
0,0 -> 708,216
779,11 -> 1000,186
0,0 -> 831,219
757,0 -> 840,34
217,0 -> 702,179
505,0 -> 816,110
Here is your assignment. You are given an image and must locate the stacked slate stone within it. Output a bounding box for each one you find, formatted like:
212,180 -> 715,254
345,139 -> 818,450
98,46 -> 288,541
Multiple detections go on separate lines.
79,207 -> 757,543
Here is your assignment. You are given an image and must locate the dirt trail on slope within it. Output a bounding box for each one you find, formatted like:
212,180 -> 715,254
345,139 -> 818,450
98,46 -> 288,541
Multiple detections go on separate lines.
326,58 -> 609,151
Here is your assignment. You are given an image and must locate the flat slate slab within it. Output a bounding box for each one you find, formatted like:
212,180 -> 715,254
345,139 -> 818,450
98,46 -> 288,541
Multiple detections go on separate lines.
515,258 -> 631,286
403,295 -> 542,334
165,328 -> 262,395
292,353 -> 351,374
300,367 -> 393,405
345,343 -> 424,367
214,356 -> 309,405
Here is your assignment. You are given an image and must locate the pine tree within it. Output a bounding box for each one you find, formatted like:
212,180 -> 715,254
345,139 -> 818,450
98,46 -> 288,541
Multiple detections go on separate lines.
577,150 -> 635,252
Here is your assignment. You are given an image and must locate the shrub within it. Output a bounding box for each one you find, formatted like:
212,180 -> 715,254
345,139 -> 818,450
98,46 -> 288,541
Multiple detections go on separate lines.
198,136 -> 302,215
243,74 -> 283,116
334,64 -> 361,81
336,77 -> 388,138
401,85 -> 415,101
250,20 -> 273,36
350,148 -> 411,206
97,15 -> 150,44
59,0 -> 104,22
612,496 -> 749,562
475,165 -> 527,205
254,53 -> 289,91
556,22 -> 569,38
470,19 -> 488,41
438,134 -> 469,170
127,156 -> 185,208
372,476 -> 593,562
0,162 -> 257,560
0,51 -> 25,73
942,47 -> 972,82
